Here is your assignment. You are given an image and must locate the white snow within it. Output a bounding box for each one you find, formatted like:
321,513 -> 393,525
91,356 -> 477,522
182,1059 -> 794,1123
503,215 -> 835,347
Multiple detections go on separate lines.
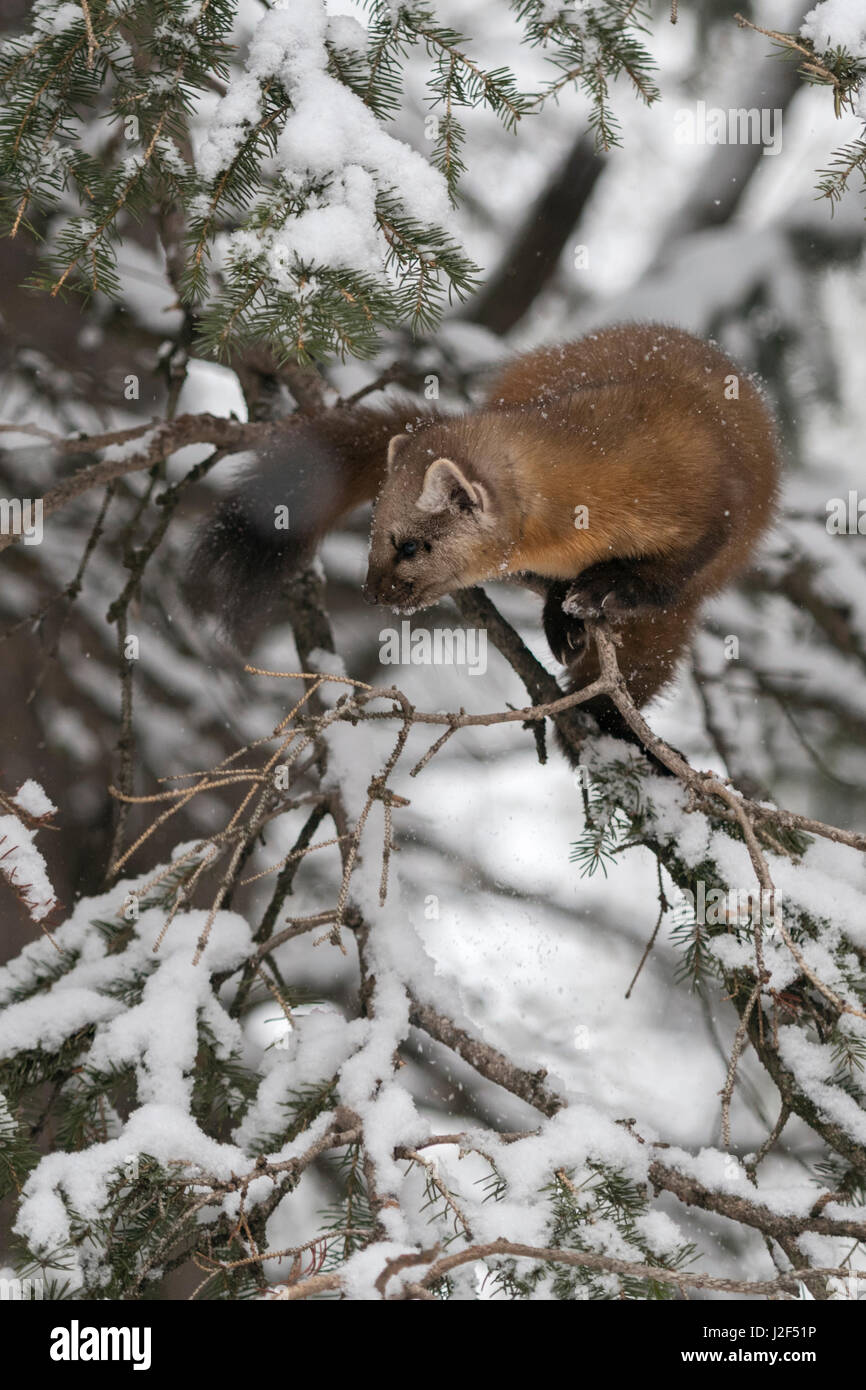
100,429 -> 160,464
802,1 -> 866,57
197,0 -> 451,293
0,781 -> 58,923
13,781 -> 56,819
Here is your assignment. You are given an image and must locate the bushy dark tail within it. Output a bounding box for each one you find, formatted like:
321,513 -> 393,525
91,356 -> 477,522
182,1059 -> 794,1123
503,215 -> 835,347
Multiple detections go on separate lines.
185,403 -> 420,642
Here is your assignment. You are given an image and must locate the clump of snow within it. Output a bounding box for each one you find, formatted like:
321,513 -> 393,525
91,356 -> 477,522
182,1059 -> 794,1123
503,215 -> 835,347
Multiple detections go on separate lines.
802,2 -> 866,57
31,0 -> 83,35
13,780 -> 56,819
327,14 -> 368,55
307,648 -> 347,679
197,0 -> 451,291
100,428 -> 160,463
778,1027 -> 866,1146
3,877 -> 262,1289
340,1240 -> 420,1300
0,987 -> 121,1056
234,1008 -> 361,1150
15,1102 -> 253,1288
88,908 -> 251,1109
0,781 -> 58,923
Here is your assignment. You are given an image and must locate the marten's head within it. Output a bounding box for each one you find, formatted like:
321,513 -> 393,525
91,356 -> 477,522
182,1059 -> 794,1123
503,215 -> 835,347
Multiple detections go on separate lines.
364,428 -> 502,611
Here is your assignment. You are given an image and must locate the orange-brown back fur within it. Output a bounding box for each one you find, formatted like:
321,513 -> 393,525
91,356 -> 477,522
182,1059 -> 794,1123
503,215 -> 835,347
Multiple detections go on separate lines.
191,323 -> 780,743
478,324 -> 779,705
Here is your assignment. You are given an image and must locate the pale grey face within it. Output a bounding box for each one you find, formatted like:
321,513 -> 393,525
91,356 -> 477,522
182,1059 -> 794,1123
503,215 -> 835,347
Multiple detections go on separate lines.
363,437 -> 495,612
363,485 -> 469,612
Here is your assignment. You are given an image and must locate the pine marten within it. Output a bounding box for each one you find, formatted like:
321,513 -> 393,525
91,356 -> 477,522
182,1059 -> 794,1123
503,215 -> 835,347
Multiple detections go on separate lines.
188,323 -> 780,760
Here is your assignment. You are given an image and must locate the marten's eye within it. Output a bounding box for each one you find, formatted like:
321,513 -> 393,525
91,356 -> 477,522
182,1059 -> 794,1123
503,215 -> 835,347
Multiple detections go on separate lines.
397,539 -> 418,560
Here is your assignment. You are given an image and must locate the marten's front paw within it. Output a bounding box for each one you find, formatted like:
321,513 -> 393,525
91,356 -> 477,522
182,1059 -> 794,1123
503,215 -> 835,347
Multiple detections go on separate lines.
562,588 -> 610,621
563,619 -> 589,655
562,580 -> 631,622
562,562 -> 673,622
542,582 -> 588,664
549,617 -> 588,664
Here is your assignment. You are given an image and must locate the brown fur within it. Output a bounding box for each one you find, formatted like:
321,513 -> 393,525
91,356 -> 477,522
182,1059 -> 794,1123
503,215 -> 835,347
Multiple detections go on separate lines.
364,324 -> 779,720
187,403 -> 421,639
190,323 -> 780,754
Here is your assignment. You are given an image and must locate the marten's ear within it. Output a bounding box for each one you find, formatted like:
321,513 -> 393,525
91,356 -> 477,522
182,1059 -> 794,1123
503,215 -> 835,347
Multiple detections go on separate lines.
416,457 -> 488,515
386,434 -> 410,472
